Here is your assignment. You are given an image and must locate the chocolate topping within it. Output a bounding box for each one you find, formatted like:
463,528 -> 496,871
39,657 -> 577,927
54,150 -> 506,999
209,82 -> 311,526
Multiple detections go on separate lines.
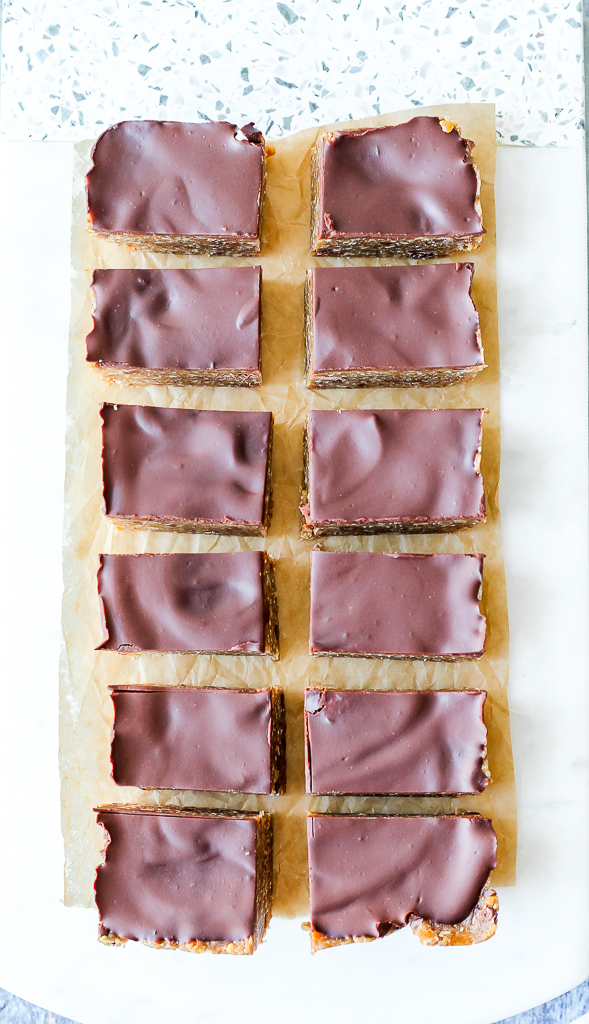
97,552 -> 267,654
310,551 -> 486,658
101,405 -> 271,527
312,263 -> 481,372
87,267 -> 260,371
306,408 -> 484,524
305,689 -> 488,795
319,117 -> 484,239
95,809 -> 259,943
87,120 -> 264,237
308,814 -> 497,938
110,686 -> 275,793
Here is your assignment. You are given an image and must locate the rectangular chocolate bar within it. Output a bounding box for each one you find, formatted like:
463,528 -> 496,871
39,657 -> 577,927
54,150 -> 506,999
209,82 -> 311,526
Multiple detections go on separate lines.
304,689 -> 489,795
310,551 -> 485,660
101,405 -> 273,536
306,813 -> 498,952
305,264 -> 484,388
300,408 -> 485,537
110,685 -> 286,794
96,552 -> 279,659
87,267 -> 262,387
87,120 -> 266,256
95,806 -> 273,954
311,116 -> 484,258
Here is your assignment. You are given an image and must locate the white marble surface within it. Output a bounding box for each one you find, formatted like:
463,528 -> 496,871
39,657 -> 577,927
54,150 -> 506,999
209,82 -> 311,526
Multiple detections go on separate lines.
0,0 -> 584,147
0,138 -> 586,1024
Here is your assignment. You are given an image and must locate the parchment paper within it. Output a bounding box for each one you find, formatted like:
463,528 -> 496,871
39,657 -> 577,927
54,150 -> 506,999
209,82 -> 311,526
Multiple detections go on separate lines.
61,103 -> 516,914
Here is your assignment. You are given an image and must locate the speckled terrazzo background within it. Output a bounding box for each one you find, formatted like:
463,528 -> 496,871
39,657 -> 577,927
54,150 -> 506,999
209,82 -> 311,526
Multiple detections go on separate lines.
0,0 -> 584,145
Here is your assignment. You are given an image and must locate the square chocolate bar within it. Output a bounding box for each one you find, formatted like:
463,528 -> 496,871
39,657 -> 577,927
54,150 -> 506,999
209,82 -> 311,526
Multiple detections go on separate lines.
305,264 -> 484,388
95,806 -> 273,954
87,120 -> 265,255
310,551 -> 486,660
110,685 -> 286,794
304,689 -> 489,795
96,552 -> 279,659
87,267 -> 262,387
307,813 -> 498,951
300,408 -> 485,536
101,405 -> 273,536
311,116 -> 484,258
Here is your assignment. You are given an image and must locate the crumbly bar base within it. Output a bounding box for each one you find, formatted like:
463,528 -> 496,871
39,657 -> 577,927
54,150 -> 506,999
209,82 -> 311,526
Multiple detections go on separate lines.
107,516 -> 266,537
303,272 -> 484,390
305,884 -> 498,952
300,422 -> 485,537
262,553 -> 280,661
309,122 -> 484,258
96,806 -> 273,955
90,229 -> 261,257
312,650 -> 484,662
91,364 -> 262,388
270,688 -> 287,795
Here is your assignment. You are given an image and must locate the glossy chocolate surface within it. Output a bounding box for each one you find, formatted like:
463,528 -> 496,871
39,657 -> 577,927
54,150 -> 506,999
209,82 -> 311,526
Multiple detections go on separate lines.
87,120 -> 264,237
97,552 -> 266,653
96,809 -> 258,943
305,689 -> 488,794
311,263 -> 481,372
306,408 -> 484,524
111,686 -> 275,793
310,551 -> 486,658
87,267 -> 260,371
319,117 -> 484,239
101,405 -> 271,526
308,814 -> 497,937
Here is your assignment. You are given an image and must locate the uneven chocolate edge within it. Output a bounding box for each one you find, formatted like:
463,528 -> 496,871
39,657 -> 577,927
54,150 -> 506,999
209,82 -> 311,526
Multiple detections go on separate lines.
108,685 -> 286,795
309,122 -> 484,259
94,805 -> 272,955
270,688 -> 287,795
304,269 -> 486,389
91,365 -> 262,387
104,415 -> 274,538
303,688 -> 491,796
88,149 -> 267,257
306,883 -> 498,952
299,417 -> 486,537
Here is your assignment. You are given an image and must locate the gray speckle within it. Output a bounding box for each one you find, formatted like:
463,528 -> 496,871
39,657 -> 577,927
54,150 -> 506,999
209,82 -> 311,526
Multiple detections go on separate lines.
277,3 -> 298,24
275,76 -> 296,88
495,17 -> 510,31
461,76 -> 475,90
137,63 -> 150,75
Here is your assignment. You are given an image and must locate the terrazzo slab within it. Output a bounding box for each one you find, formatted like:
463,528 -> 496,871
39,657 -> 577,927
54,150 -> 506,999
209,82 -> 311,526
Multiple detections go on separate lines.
0,0 -> 584,146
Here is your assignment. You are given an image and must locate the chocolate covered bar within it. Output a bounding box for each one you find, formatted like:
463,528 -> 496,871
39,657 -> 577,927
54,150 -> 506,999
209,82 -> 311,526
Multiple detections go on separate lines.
95,806 -> 273,954
101,405 -> 273,536
310,551 -> 485,660
304,264 -> 484,388
300,408 -> 485,537
110,685 -> 286,794
306,813 -> 498,951
87,120 -> 265,255
310,117 -> 484,258
96,552 -> 279,659
304,689 -> 489,795
87,267 -> 262,387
